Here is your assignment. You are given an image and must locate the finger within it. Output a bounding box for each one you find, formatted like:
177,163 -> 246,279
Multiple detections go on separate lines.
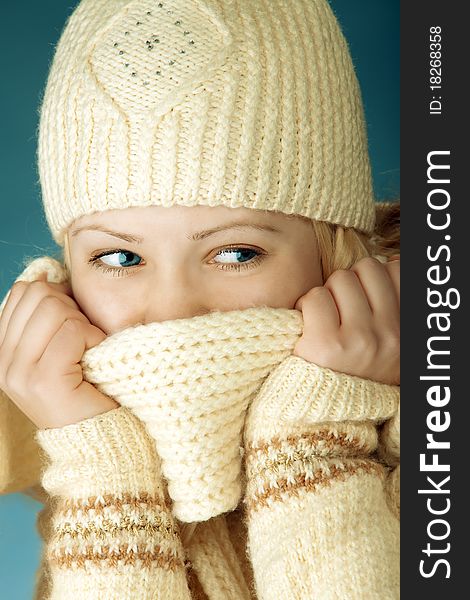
38,319 -> 106,379
350,257 -> 399,317
296,286 -> 340,334
0,275 -> 75,344
0,282 -> 29,347
12,299 -> 90,367
323,269 -> 372,326
0,282 -> 82,361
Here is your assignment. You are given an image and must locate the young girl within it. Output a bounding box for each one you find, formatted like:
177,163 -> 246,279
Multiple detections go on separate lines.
0,0 -> 400,598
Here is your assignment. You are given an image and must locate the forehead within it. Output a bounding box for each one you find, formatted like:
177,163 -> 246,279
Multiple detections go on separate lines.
69,204 -> 310,231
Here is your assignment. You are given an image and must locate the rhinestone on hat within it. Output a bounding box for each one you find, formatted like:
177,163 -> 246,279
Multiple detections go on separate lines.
90,0 -> 228,114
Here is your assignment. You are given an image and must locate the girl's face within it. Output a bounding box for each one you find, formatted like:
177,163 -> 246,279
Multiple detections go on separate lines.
67,205 -> 322,335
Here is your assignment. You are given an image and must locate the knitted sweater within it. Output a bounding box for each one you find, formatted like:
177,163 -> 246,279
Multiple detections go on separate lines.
0,258 -> 400,599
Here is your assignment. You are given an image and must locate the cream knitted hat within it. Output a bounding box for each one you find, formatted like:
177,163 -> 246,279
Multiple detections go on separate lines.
38,0 -> 375,247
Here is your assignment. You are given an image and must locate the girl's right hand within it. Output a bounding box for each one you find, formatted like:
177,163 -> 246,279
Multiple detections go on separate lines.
0,273 -> 119,429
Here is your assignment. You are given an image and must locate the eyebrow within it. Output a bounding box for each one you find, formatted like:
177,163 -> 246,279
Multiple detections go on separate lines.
70,225 -> 144,244
70,221 -> 281,243
187,221 -> 281,241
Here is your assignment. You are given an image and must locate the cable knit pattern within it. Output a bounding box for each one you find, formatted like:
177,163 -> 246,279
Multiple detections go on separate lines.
37,0 -> 375,246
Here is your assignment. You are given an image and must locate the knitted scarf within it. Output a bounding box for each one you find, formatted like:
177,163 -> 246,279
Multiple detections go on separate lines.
0,256 -> 303,523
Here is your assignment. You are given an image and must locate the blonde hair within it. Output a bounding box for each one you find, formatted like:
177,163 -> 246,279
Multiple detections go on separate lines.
312,201 -> 400,281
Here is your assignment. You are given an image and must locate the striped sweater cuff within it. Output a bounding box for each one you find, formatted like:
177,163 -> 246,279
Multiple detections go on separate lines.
243,356 -> 398,516
33,407 -> 191,598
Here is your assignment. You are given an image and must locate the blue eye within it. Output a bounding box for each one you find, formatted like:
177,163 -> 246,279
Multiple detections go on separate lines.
212,246 -> 265,271
99,250 -> 142,268
89,250 -> 143,275
214,248 -> 259,264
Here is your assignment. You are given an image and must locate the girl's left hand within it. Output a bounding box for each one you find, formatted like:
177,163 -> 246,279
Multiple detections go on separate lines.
293,256 -> 400,386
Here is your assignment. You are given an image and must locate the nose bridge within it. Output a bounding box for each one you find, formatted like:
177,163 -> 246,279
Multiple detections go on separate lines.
144,267 -> 207,323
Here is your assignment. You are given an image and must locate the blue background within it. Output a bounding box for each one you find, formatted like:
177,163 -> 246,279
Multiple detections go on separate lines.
0,1 -> 399,597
